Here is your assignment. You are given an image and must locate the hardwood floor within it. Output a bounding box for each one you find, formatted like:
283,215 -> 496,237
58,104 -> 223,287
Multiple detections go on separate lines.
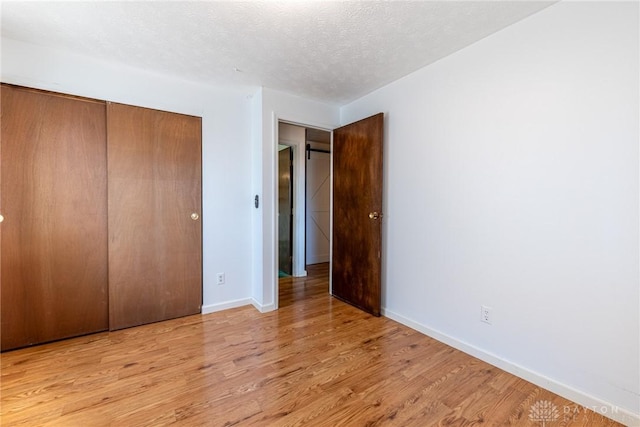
1,263 -> 621,426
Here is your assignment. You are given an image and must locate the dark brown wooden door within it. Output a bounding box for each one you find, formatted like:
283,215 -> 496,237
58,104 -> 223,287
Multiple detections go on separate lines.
278,147 -> 293,276
1,85 -> 109,351
332,113 -> 384,316
107,103 -> 202,330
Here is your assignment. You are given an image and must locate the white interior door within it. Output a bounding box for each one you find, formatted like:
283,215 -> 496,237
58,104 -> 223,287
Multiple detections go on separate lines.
306,149 -> 330,264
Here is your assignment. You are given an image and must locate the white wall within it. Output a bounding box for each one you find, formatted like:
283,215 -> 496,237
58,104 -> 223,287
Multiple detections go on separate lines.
253,88 -> 339,311
341,2 -> 639,424
1,38 -> 257,314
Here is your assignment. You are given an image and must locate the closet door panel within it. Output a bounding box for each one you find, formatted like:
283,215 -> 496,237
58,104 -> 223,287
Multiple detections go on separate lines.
107,103 -> 202,331
1,85 -> 109,351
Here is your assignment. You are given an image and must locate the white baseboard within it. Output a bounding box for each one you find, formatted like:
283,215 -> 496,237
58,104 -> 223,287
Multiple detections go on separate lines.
202,298 -> 278,315
201,298 -> 252,314
382,308 -> 640,427
251,298 -> 276,313
307,255 -> 329,264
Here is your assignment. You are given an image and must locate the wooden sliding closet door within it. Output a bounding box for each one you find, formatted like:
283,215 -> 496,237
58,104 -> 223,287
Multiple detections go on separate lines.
1,85 -> 109,351
107,103 -> 202,330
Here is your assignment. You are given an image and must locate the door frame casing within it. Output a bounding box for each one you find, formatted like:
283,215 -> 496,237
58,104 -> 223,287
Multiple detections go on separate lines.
271,113 -> 334,310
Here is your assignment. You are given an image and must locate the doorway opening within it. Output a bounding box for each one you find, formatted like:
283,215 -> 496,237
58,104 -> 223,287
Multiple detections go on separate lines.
277,122 -> 331,306
305,128 -> 331,269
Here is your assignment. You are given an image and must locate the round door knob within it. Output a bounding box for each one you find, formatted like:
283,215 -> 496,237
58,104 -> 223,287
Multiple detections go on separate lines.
0,214 -> 3,223
191,213 -> 199,221
368,212 -> 380,220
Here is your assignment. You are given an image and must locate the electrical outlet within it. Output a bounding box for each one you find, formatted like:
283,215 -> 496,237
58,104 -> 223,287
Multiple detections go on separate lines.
216,273 -> 225,285
481,305 -> 492,324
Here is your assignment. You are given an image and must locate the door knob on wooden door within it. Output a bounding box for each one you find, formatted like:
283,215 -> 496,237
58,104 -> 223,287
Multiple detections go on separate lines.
0,214 -> 4,223
368,212 -> 380,220
190,213 -> 199,220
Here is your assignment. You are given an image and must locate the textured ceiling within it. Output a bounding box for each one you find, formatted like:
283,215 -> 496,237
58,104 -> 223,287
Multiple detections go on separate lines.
1,1 -> 554,105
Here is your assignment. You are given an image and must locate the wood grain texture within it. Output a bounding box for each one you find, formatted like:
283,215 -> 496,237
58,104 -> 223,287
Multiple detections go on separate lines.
332,113 -> 384,316
0,84 -> 109,351
107,103 -> 202,331
1,264 -> 622,426
278,147 -> 293,275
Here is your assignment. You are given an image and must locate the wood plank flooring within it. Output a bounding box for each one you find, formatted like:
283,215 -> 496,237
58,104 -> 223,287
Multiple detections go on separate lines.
1,263 -> 622,426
